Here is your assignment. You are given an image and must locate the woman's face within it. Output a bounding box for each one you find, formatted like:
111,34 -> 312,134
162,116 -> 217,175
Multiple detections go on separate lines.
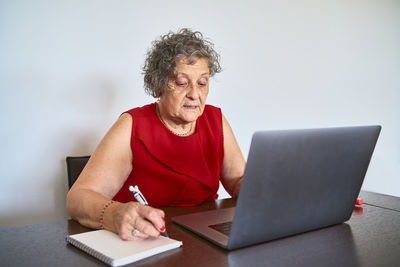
159,57 -> 210,124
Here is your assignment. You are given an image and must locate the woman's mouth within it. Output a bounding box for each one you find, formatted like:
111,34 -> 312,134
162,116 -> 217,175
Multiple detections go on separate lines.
183,104 -> 198,110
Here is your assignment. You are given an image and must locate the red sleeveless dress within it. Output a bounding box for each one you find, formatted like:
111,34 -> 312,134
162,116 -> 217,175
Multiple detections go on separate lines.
112,103 -> 224,207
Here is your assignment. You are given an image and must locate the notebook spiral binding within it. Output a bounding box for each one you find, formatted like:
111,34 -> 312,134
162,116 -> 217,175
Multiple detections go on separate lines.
67,236 -> 113,265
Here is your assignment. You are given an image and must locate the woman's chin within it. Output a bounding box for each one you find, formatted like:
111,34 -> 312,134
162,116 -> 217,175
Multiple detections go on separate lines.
180,114 -> 199,123
181,109 -> 201,121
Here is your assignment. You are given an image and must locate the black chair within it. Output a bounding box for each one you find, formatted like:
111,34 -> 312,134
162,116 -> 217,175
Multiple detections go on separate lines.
66,156 -> 90,189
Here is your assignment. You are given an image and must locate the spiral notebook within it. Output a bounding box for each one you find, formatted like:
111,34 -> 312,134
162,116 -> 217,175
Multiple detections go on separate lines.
67,230 -> 182,266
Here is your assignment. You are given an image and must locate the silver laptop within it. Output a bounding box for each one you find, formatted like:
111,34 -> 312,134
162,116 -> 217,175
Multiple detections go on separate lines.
172,125 -> 381,250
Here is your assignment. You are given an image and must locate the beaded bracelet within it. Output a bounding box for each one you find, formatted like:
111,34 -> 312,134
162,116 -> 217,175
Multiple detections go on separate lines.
99,200 -> 115,229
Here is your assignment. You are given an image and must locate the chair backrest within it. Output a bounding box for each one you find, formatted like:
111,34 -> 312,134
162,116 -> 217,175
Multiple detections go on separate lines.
66,156 -> 90,189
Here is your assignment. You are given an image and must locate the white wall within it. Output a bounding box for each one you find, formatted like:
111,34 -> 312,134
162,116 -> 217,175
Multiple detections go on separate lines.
1,0 -> 399,228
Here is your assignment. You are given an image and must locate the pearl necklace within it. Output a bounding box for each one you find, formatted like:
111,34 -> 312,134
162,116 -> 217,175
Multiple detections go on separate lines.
156,104 -> 193,136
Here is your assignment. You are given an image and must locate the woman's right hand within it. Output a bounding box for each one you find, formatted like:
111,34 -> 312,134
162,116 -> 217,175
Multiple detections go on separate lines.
107,201 -> 166,241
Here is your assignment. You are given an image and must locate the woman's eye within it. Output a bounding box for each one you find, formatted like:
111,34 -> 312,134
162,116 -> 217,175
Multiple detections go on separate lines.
175,81 -> 188,87
198,81 -> 208,86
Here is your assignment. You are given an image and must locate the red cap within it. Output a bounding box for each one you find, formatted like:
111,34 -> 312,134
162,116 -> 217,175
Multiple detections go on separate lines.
356,198 -> 363,205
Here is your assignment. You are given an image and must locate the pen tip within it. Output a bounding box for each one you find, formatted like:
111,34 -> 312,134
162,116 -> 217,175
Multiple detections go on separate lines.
129,185 -> 134,191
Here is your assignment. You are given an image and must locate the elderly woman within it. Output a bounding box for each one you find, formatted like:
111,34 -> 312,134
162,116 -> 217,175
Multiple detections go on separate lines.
66,29 -> 245,241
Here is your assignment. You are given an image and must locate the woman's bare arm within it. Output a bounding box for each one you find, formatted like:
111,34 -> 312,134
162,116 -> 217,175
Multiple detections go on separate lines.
220,114 -> 246,198
66,113 -> 165,240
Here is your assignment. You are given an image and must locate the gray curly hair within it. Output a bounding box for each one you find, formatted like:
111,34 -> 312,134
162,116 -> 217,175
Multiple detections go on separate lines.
142,28 -> 222,98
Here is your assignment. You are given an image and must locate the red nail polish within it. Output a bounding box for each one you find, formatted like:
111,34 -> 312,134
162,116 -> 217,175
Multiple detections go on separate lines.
160,226 -> 166,232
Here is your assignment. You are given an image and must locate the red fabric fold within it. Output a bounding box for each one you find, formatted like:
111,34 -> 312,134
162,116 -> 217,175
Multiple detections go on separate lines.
112,103 -> 224,207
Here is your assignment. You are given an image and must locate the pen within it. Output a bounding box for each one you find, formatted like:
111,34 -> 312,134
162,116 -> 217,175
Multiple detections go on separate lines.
129,185 -> 148,205
129,185 -> 168,237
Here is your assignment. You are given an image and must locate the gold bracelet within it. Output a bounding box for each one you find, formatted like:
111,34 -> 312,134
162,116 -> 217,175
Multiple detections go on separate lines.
99,200 -> 114,229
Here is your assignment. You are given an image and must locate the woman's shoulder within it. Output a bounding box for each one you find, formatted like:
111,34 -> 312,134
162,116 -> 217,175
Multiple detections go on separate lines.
123,103 -> 156,118
202,104 -> 223,128
204,104 -> 222,114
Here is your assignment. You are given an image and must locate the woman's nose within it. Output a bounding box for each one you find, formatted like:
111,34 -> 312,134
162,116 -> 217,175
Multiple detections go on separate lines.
186,84 -> 200,100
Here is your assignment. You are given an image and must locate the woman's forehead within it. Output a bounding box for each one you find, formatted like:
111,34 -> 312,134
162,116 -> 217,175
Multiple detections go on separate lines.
175,57 -> 210,74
